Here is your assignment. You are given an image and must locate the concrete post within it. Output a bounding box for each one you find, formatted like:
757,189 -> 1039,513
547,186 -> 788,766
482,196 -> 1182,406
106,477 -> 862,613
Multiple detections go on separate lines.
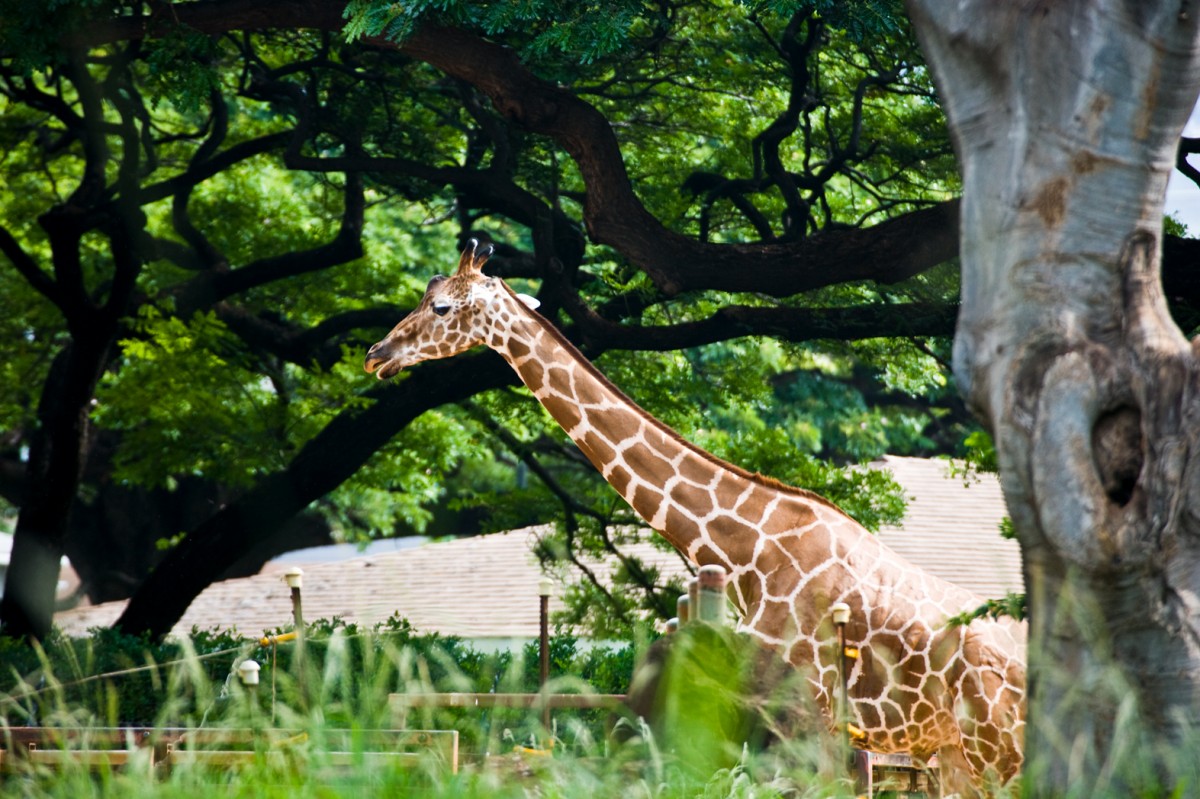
696,565 -> 727,625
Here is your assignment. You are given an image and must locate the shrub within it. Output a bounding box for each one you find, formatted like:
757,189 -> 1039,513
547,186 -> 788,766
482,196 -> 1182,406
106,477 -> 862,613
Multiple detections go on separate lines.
0,626 -> 243,727
0,617 -> 861,798
0,615 -> 640,753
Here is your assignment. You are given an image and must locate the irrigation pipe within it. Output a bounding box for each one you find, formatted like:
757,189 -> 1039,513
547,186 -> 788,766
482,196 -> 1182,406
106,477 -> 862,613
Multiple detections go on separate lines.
0,643 -> 249,706
3,628 -> 343,707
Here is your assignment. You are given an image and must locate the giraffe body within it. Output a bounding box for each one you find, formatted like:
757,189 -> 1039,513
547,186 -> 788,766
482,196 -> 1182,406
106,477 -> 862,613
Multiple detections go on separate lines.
365,242 -> 1025,788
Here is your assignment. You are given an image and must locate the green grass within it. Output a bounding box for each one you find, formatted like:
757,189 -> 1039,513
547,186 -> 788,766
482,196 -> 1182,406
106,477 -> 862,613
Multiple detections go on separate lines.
17,618 -> 1200,798
0,620 -> 856,798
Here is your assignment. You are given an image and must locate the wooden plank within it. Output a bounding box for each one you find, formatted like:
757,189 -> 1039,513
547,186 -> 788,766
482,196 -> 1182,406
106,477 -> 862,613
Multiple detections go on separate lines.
311,729 -> 458,774
391,692 -> 625,709
318,728 -> 457,748
26,749 -> 136,768
164,728 -> 458,774
166,750 -> 445,770
0,729 -> 154,773
323,751 -> 425,768
2,727 -> 153,749
176,729 -> 305,748
0,727 -> 457,775
165,749 -> 268,767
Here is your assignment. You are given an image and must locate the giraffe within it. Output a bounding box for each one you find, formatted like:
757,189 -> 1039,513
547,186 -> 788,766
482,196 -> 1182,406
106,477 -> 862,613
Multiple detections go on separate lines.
365,240 -> 1026,791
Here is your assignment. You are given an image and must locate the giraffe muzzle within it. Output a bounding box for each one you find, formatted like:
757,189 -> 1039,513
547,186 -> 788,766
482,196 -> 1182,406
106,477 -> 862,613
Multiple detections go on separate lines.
364,344 -> 404,379
365,358 -> 399,379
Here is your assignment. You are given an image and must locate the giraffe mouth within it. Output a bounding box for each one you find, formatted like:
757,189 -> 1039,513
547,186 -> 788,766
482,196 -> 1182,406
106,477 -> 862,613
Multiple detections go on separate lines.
364,357 -> 404,380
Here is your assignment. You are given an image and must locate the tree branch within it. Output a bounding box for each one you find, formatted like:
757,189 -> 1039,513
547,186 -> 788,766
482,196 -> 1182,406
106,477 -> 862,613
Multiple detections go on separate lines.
60,2 -> 1200,307
752,10 -> 820,238
567,298 -> 959,354
68,3 -> 961,296
0,225 -> 58,302
463,401 -> 624,609
172,171 -> 364,314
214,303 -> 404,369
136,130 -> 291,207
1177,136 -> 1200,190
115,348 -> 521,639
171,89 -> 230,270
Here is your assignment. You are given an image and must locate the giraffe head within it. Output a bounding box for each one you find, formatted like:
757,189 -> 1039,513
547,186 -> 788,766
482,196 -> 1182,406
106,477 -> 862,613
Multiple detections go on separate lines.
364,239 -> 540,379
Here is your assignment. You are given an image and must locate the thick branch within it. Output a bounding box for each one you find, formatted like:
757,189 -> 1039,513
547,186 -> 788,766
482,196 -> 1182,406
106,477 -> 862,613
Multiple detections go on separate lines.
115,350 -> 520,639
569,300 -> 958,354
0,225 -> 57,302
397,24 -> 961,295
60,2 -> 1200,304
136,131 -> 291,207
214,303 -> 402,369
71,2 -> 960,296
171,90 -> 230,269
172,172 -> 364,314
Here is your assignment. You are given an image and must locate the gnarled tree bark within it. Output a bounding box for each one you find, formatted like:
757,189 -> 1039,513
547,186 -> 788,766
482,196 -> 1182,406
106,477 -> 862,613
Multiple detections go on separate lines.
905,1 -> 1200,792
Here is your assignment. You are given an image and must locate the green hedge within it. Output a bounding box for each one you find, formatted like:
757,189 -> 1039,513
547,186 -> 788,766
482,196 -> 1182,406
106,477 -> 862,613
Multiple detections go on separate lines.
0,625 -> 243,727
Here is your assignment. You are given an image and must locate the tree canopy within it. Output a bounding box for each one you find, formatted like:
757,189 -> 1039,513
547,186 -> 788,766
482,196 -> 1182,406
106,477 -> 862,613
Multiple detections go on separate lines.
0,0 -> 1197,650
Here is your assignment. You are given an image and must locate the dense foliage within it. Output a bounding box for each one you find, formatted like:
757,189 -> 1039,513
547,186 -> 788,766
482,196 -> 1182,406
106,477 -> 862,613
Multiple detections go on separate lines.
0,0 -> 975,643
0,618 -> 865,799
4,0 -> 1195,643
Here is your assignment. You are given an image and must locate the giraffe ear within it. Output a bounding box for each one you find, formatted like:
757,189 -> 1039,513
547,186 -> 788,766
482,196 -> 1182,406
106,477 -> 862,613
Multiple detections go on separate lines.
516,293 -> 541,311
456,238 -> 494,275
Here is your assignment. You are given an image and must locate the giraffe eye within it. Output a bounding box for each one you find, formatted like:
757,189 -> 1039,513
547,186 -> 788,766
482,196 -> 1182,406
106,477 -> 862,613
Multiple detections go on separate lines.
432,302 -> 451,316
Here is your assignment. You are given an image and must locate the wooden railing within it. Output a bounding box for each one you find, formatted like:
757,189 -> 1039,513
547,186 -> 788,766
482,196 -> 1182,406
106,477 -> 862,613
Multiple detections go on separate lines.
390,692 -> 625,710
0,726 -> 458,774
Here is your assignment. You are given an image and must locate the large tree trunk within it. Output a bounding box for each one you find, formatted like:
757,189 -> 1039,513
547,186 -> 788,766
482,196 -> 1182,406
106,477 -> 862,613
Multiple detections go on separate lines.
905,1 -> 1200,792
1,338 -> 114,640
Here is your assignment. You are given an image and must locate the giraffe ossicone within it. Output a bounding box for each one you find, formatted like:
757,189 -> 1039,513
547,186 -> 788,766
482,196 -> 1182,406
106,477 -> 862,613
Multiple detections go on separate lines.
365,240 -> 1026,791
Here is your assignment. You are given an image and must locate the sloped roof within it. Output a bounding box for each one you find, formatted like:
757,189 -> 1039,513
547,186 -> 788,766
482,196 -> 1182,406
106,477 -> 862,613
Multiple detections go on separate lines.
53,529 -> 685,640
874,456 -> 1021,600
53,457 -> 1021,640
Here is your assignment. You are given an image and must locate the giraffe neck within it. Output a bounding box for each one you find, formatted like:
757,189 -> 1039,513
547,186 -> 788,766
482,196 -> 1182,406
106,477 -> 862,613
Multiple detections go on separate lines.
486,295 -> 845,572
479,295 -> 1026,784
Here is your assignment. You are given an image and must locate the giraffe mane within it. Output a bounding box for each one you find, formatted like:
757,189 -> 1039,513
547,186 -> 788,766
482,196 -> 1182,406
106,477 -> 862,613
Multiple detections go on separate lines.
498,282 -> 849,517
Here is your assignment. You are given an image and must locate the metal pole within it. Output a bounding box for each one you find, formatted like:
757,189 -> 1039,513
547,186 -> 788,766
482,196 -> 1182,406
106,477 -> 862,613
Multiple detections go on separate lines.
237,659 -> 261,732
285,567 -> 305,632
285,567 -> 306,710
538,577 -> 553,735
830,602 -> 852,768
